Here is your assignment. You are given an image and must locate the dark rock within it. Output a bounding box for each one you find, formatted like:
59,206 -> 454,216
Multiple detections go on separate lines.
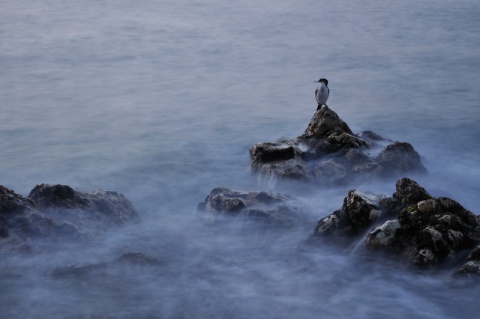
312,178 -> 480,277
312,190 -> 384,243
249,106 -> 426,184
300,105 -> 353,139
199,188 -> 310,227
28,184 -> 140,226
376,142 -> 426,176
249,142 -> 296,167
364,179 -> 480,267
451,246 -> 480,287
0,185 -> 35,215
0,184 -> 140,251
379,178 -> 433,218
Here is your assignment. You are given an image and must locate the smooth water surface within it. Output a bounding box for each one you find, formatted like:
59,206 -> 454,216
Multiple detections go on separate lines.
1,0 -> 480,318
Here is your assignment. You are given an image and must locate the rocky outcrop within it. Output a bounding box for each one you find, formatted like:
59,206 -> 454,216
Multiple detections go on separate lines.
0,184 -> 140,250
28,184 -> 140,228
312,190 -> 384,244
312,178 -> 480,271
198,188 -> 310,228
249,106 -> 426,184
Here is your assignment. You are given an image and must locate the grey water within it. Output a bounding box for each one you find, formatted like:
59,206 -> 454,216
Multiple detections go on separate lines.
1,0 -> 480,318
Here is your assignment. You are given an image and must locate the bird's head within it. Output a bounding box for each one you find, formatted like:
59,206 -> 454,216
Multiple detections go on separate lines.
314,78 -> 328,86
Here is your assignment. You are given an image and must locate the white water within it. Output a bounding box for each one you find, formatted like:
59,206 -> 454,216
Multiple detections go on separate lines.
1,0 -> 480,318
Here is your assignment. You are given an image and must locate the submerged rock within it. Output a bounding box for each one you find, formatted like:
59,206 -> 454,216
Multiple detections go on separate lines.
198,187 -> 310,228
249,106 -> 426,184
451,246 -> 480,287
0,184 -> 140,251
52,252 -> 160,279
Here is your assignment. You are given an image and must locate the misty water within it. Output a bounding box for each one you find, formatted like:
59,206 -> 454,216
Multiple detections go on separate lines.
1,0 -> 480,318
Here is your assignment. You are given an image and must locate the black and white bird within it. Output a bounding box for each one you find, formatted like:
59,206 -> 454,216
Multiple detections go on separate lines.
314,78 -> 329,109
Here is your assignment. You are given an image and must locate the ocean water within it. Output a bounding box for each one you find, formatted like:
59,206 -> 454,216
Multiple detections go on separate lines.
1,0 -> 480,318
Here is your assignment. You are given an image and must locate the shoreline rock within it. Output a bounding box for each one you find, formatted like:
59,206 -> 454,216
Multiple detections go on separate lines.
0,184 -> 140,251
311,177 -> 480,282
249,106 -> 426,184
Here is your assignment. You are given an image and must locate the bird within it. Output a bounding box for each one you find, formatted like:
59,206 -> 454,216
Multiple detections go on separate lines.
314,78 -> 329,110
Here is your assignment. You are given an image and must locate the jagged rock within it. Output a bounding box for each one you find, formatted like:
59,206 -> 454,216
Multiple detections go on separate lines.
28,184 -> 140,227
364,220 -> 401,249
249,106 -> 426,184
312,178 -> 480,275
312,190 -> 384,243
379,178 -> 433,218
363,178 -> 480,267
0,184 -> 140,250
0,185 -> 35,215
300,104 -> 353,139
198,188 -> 310,227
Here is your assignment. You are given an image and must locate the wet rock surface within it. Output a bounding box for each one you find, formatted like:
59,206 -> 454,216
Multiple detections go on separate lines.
0,184 -> 140,250
312,190 -> 384,242
198,187 -> 310,228
312,178 -> 480,279
249,106 -> 426,184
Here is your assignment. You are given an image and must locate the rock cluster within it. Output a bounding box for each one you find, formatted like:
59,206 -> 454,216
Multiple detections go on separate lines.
311,178 -> 480,284
0,184 -> 139,250
197,104 -> 480,285
249,106 -> 426,184
198,187 -> 309,228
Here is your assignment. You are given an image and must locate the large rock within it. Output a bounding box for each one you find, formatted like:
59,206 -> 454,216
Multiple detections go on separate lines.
312,178 -> 480,272
0,184 -> 140,250
28,184 -> 140,228
312,190 -> 384,243
249,106 -> 426,184
365,180 -> 479,267
198,188 -> 310,228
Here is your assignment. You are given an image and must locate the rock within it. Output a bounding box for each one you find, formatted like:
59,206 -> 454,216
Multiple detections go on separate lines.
362,179 -> 480,267
394,196 -> 479,266
364,220 -> 401,250
28,184 -> 140,226
451,246 -> 480,287
379,178 -> 433,218
312,178 -> 480,275
198,188 -> 310,228
249,106 -> 426,184
312,190 -> 384,242
300,104 -> 353,139
52,252 -> 160,279
0,185 -> 35,215
0,184 -> 140,250
376,142 -> 425,176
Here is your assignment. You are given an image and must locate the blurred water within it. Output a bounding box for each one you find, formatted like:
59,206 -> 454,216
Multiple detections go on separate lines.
1,0 -> 480,318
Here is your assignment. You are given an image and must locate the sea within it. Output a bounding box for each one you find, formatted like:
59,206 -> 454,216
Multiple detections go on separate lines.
1,0 -> 480,318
